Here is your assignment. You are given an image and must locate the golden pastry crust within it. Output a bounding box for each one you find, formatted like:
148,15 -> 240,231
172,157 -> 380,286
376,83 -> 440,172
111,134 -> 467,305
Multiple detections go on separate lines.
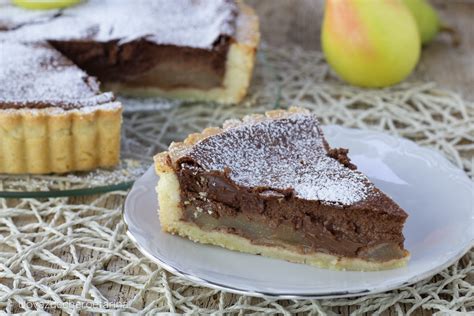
106,1 -> 260,104
0,103 -> 122,174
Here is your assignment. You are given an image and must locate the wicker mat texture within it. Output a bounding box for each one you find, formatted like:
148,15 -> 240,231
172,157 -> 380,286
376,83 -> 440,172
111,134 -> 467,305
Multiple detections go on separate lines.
0,47 -> 473,315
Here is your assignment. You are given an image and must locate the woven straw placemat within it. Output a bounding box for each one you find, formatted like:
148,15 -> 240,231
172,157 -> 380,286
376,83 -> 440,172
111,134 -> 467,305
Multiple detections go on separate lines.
0,47 -> 473,315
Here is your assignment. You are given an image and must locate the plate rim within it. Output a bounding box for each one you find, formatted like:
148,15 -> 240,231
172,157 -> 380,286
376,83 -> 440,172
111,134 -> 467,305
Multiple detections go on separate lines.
123,125 -> 474,299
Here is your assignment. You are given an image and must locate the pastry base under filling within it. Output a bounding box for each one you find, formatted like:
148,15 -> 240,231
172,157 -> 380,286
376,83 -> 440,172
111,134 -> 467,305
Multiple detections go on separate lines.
156,161 -> 410,271
0,103 -> 122,174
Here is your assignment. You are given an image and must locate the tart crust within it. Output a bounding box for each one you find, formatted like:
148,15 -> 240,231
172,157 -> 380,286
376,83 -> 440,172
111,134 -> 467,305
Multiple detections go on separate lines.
154,108 -> 410,271
0,103 -> 122,174
105,1 -> 260,104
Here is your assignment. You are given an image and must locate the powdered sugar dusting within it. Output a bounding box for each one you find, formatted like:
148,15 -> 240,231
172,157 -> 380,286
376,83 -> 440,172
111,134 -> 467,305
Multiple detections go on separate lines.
0,0 -> 237,49
0,41 -> 105,108
0,3 -> 58,29
187,113 -> 372,205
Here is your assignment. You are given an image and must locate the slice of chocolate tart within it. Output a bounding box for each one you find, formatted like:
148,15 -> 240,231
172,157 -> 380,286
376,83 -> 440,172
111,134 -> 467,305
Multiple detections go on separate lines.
154,107 -> 409,271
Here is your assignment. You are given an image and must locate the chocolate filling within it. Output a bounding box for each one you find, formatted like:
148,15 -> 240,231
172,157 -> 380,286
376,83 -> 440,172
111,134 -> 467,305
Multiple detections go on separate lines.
50,36 -> 231,90
175,163 -> 407,261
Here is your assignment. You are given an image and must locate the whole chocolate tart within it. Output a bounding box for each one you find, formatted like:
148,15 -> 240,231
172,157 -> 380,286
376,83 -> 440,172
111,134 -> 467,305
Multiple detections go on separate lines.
0,0 -> 259,104
0,41 -> 122,174
154,108 -> 410,271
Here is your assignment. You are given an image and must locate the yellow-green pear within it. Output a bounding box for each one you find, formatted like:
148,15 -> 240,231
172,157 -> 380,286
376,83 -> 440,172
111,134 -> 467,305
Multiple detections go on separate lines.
12,0 -> 81,10
322,0 -> 421,88
402,0 -> 440,45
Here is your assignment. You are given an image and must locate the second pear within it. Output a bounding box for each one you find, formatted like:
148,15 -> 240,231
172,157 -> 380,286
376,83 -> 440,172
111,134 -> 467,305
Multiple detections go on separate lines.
322,0 -> 421,88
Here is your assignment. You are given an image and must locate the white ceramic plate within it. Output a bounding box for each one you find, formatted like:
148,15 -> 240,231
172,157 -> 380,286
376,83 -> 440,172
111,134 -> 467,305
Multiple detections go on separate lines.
124,126 -> 474,299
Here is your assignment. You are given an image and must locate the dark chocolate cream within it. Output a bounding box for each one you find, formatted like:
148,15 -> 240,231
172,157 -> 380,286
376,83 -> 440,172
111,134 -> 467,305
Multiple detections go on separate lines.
171,112 -> 408,261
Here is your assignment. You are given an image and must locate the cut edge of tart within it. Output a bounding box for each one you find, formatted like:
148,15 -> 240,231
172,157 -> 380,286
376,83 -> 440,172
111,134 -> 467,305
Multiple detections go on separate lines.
104,1 -> 259,104
154,107 -> 410,271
